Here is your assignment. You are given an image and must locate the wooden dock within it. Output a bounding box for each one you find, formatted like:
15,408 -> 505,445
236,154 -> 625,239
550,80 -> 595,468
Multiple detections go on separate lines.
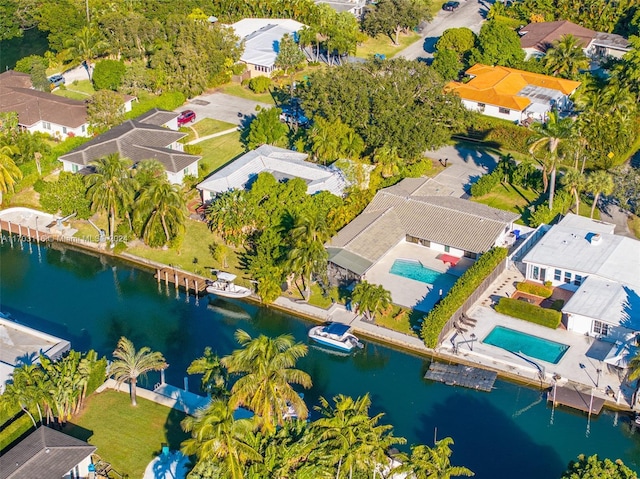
548,384 -> 605,415
424,362 -> 497,392
155,267 -> 207,294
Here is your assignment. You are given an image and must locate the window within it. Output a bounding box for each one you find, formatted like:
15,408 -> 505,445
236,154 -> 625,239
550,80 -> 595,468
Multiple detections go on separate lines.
183,168 -> 189,175
444,245 -> 450,253
554,269 -> 561,281
574,274 -> 583,286
81,125 -> 86,133
464,251 -> 477,259
62,126 -> 67,134
420,239 -> 431,248
406,235 -> 419,244
72,164 -> 79,173
564,271 -> 572,283
532,266 -> 539,280
477,103 -> 485,112
43,121 -> 51,130
498,107 -> 510,115
593,320 -> 610,336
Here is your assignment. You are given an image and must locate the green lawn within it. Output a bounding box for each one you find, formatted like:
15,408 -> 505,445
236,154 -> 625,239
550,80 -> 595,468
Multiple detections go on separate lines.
218,84 -> 275,104
356,32 -> 421,59
629,215 -> 640,239
193,118 -> 237,138
374,305 -> 418,336
471,182 -> 539,216
53,80 -> 95,100
197,131 -> 246,178
63,390 -> 189,479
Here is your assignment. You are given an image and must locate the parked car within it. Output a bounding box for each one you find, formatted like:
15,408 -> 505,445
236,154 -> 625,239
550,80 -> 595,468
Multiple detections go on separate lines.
48,74 -> 65,89
442,1 -> 460,10
177,110 -> 196,127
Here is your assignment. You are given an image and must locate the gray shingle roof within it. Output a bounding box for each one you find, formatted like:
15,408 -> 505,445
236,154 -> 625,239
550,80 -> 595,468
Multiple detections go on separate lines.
327,177 -> 520,274
135,108 -> 179,126
0,426 -> 96,479
58,119 -> 200,173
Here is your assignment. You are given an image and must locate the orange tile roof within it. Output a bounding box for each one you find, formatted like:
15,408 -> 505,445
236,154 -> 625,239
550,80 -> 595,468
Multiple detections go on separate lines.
445,64 -> 581,111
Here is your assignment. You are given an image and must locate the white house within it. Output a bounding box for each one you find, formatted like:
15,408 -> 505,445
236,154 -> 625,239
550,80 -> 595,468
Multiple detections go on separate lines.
197,144 -> 348,201
446,64 -> 581,123
314,0 -> 366,18
0,426 -> 96,479
521,214 -> 640,339
58,110 -> 200,185
0,70 -> 90,138
231,18 -> 305,77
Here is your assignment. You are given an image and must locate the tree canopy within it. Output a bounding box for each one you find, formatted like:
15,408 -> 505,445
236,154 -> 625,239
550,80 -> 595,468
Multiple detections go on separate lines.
561,454 -> 638,479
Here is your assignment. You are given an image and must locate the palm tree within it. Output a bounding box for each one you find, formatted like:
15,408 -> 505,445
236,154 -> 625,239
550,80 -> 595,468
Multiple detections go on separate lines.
561,168 -> 585,215
528,111 -> 574,211
352,281 -> 392,322
134,159 -> 166,188
395,437 -> 474,479
64,26 -> 109,79
187,347 -> 228,398
311,118 -> 339,164
374,144 -> 402,179
135,177 -> 186,247
109,337 -> 167,406
543,34 -> 590,79
221,329 -> 312,432
0,142 -> 22,205
181,399 -> 261,479
313,394 -> 405,478
85,154 -> 136,242
585,170 -> 614,219
206,190 -> 249,246
3,364 -> 46,427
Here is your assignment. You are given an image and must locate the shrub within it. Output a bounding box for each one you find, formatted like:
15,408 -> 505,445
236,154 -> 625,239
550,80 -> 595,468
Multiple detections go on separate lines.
421,247 -> 508,348
495,297 -> 561,328
470,171 -> 500,196
14,55 -> 47,74
92,59 -> 126,91
248,76 -> 272,94
402,158 -> 432,178
461,115 -> 535,154
126,91 -> 186,120
516,282 -> 553,298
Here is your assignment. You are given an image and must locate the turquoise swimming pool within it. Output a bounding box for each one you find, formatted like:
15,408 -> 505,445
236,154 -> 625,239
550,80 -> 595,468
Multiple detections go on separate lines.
389,259 -> 457,286
483,326 -> 569,364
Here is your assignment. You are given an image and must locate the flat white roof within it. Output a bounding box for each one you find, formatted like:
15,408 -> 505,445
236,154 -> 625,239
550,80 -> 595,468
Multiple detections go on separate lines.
231,18 -> 305,68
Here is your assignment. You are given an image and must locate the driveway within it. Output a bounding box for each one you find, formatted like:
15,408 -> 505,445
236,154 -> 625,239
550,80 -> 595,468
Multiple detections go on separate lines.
396,0 -> 495,61
179,93 -> 272,127
427,144 -> 499,198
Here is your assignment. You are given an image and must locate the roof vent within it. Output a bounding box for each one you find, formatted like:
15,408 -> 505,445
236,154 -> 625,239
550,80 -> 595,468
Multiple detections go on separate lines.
589,233 -> 602,245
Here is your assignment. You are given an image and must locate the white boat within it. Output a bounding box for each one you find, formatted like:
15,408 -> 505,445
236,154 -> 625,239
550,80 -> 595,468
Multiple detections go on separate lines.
308,323 -> 363,352
206,272 -> 252,298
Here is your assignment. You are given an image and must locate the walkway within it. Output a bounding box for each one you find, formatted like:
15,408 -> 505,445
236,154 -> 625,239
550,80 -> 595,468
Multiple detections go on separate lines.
187,127 -> 238,145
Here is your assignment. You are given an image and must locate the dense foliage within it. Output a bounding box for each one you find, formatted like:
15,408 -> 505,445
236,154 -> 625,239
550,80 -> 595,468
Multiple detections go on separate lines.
299,59 -> 468,160
37,172 -> 92,219
421,247 -> 508,348
495,298 -> 562,328
561,454 -> 638,479
515,282 -> 554,298
362,0 -> 431,45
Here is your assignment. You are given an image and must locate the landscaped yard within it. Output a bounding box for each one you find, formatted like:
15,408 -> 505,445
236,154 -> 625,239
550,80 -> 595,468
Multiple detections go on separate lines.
374,305 -> 418,336
471,182 -> 539,219
217,84 -> 275,104
181,118 -> 237,143
356,32 -> 421,59
63,390 -> 189,479
197,131 -> 245,178
53,80 -> 95,100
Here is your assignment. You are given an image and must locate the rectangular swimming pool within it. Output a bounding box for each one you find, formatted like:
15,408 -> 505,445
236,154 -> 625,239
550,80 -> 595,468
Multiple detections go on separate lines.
483,326 -> 569,364
389,259 -> 457,286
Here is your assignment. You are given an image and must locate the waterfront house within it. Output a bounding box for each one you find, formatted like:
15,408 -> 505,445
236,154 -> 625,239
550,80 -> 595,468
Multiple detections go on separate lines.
520,214 -> 640,339
0,70 -> 90,138
197,144 -> 348,202
445,64 -> 581,123
0,426 -> 96,479
58,110 -> 200,185
519,20 -> 631,60
326,177 -> 520,285
231,18 -> 306,77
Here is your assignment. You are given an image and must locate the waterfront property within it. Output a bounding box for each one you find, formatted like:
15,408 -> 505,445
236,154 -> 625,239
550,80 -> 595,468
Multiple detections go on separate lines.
0,313 -> 70,393
231,18 -> 305,77
519,214 -> 640,340
483,325 -> 570,364
0,426 -> 96,479
0,70 -> 90,138
58,110 -> 200,185
445,64 -> 581,123
197,144 -> 348,201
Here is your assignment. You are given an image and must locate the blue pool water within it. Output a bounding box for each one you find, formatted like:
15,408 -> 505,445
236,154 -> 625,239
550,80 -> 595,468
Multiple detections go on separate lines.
483,326 -> 570,364
389,259 -> 456,285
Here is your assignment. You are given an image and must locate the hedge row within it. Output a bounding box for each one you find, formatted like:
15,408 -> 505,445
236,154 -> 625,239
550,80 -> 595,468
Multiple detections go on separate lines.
421,247 -> 509,348
460,116 -> 535,154
516,282 -> 553,298
495,297 -> 561,328
470,170 -> 500,196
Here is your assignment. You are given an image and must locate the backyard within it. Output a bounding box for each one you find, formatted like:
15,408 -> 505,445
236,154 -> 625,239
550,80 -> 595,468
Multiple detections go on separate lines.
180,118 -> 236,143
356,32 -> 421,58
63,390 -> 189,479
197,131 -> 246,178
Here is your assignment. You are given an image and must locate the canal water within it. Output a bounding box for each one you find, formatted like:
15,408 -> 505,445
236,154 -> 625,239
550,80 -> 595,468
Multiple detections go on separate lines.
1,240 -> 638,478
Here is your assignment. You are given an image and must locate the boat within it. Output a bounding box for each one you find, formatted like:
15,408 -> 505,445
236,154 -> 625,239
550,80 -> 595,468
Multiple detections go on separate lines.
308,323 -> 363,352
206,272 -> 252,298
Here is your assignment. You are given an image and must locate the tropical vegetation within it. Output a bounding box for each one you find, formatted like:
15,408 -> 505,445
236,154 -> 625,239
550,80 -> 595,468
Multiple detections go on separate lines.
495,298 -> 562,329
561,454 -> 638,479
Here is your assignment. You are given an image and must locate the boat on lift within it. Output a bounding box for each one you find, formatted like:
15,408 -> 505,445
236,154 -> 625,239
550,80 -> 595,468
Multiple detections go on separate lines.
206,272 -> 252,298
308,323 -> 363,352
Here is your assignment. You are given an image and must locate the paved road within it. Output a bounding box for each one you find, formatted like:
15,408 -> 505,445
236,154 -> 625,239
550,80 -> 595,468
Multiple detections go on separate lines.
396,0 -> 495,61
180,93 -> 272,127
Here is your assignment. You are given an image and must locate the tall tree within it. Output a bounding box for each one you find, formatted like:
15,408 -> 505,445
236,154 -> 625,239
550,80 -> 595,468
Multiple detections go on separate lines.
85,154 -> 136,241
585,170 -> 614,219
561,168 -> 585,215
109,336 -> 167,406
352,281 -> 392,322
528,111 -> 574,211
221,329 -> 312,432
469,20 -> 525,67
561,454 -> 638,479
246,107 -> 289,150
64,26 -> 109,79
543,34 -> 590,79
87,90 -> 126,133
187,347 -> 228,398
275,33 -> 307,94
135,177 -> 186,247
0,142 -> 22,205
362,0 -> 431,45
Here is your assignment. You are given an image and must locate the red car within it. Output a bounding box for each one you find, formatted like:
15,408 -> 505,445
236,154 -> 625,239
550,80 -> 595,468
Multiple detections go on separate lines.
177,110 -> 196,127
